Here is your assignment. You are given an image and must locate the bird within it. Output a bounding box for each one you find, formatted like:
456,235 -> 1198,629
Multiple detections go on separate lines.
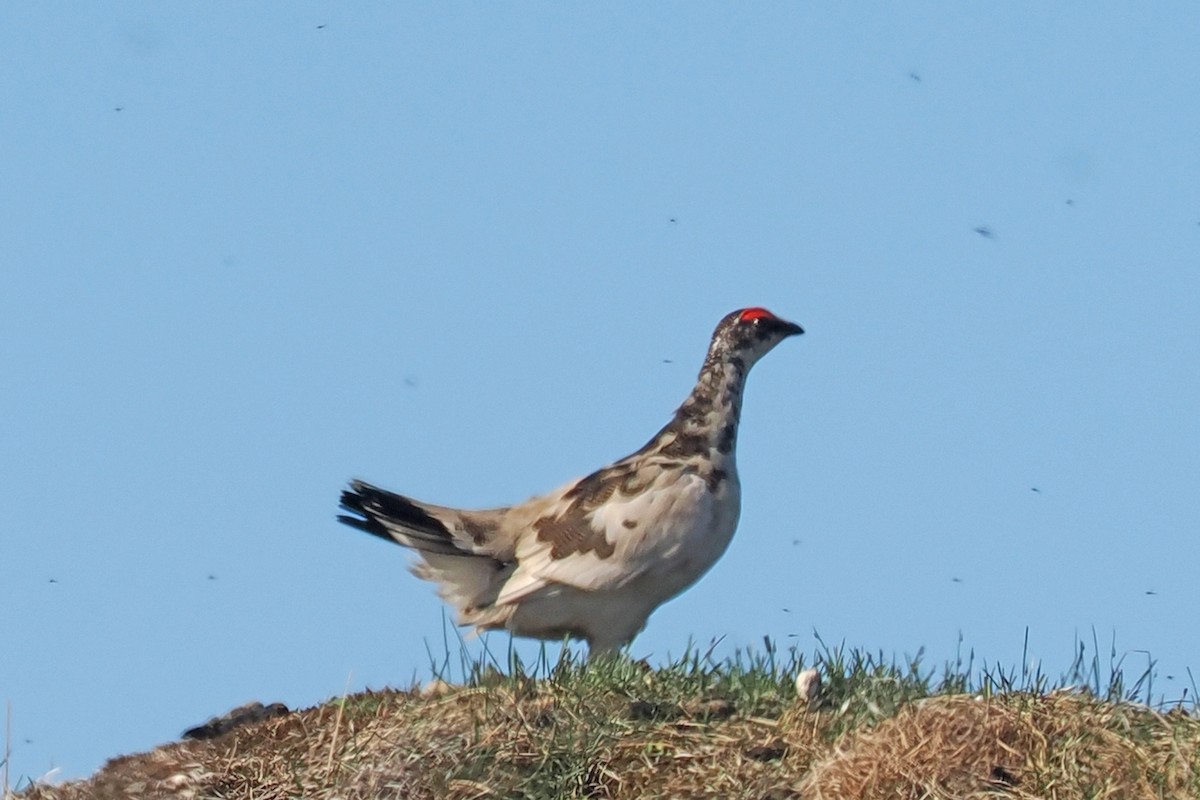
338,307 -> 804,655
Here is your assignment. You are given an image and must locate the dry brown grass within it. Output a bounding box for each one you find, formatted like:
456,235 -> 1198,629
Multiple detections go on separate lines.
12,676 -> 1200,800
803,692 -> 1200,799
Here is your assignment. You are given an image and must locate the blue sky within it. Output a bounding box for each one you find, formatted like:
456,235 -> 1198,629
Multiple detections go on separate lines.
3,2 -> 1198,786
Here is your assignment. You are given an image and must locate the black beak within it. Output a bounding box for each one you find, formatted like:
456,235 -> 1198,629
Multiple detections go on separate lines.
777,319 -> 804,337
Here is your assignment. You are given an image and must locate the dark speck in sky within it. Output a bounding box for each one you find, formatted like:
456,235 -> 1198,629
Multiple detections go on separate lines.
974,226 -> 996,239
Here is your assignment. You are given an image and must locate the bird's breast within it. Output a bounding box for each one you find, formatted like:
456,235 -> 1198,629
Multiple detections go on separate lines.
629,468 -> 741,598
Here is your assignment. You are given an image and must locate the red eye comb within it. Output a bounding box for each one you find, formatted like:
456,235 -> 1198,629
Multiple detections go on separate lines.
739,307 -> 775,322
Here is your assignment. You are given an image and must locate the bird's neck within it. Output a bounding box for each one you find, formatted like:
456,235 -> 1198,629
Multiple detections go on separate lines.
645,355 -> 748,461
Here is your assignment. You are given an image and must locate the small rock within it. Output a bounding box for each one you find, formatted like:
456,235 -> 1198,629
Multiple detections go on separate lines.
794,668 -> 821,707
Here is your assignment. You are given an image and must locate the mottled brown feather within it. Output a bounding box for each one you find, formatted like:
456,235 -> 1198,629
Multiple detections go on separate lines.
534,508 -> 616,560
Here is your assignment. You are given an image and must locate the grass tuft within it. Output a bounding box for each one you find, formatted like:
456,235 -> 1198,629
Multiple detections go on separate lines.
11,634 -> 1200,799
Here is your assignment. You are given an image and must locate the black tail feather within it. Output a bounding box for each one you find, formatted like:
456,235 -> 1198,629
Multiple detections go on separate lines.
338,479 -> 456,550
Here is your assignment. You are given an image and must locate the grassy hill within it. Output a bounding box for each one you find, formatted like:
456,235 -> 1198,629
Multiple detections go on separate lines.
8,640 -> 1200,799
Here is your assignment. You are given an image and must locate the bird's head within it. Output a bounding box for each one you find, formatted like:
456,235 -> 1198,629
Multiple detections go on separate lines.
708,307 -> 804,368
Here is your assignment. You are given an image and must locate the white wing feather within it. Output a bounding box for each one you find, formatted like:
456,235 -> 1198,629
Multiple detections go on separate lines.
494,473 -> 718,606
